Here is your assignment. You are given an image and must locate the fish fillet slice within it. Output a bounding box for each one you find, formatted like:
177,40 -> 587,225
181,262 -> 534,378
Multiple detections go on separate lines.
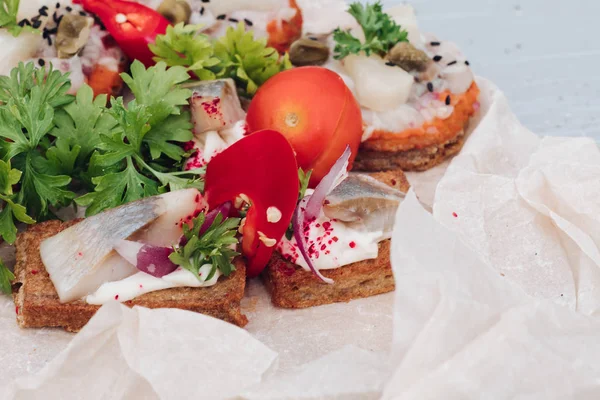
40,189 -> 200,303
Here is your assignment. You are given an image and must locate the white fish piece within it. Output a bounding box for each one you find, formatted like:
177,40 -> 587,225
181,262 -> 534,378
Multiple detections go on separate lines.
188,79 -> 246,135
343,54 -> 414,112
323,174 -> 405,237
40,189 -> 202,303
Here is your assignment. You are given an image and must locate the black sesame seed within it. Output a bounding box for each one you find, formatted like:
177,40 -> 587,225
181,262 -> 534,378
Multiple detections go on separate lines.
79,11 -> 87,16
447,60 -> 457,66
244,18 -> 253,26
430,41 -> 440,46
32,19 -> 42,29
228,18 -> 239,23
433,55 -> 442,62
465,60 -> 470,66
66,6 -> 72,12
199,6 -> 205,15
17,19 -> 30,27
216,14 -> 226,20
201,0 -> 210,2
39,7 -> 48,16
38,58 -> 46,67
56,2 -> 60,8
308,36 -> 318,41
445,95 -> 451,105
385,61 -> 395,67
46,27 -> 58,35
427,82 -> 434,92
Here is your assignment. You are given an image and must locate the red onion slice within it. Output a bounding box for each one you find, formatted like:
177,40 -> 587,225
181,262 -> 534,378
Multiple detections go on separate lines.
200,201 -> 232,236
304,146 -> 351,220
114,240 -> 177,278
291,147 -> 352,284
292,196 -> 333,284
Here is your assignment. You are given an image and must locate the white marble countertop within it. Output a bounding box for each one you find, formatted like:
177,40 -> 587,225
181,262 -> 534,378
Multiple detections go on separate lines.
378,0 -> 600,140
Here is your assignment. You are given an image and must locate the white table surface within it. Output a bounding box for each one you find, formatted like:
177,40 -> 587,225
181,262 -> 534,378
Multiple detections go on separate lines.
378,0 -> 600,140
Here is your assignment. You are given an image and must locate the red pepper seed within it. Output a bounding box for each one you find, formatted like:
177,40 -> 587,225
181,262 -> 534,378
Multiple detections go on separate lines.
31,270 -> 38,275
452,212 -> 458,218
391,179 -> 397,185
349,241 -> 356,249
332,236 -> 339,242
115,295 -> 119,300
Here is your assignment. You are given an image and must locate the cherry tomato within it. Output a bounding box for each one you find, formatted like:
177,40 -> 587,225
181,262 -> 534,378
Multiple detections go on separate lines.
246,66 -> 363,187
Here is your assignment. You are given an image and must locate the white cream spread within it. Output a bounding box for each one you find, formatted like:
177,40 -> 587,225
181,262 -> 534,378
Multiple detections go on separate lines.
277,191 -> 388,270
86,265 -> 221,305
184,120 -> 247,170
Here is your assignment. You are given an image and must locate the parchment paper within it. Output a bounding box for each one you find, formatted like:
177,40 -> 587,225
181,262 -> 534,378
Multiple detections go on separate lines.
2,77 -> 600,399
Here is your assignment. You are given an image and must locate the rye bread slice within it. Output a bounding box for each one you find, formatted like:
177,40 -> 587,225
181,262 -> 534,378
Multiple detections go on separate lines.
262,170 -> 410,308
13,220 -> 247,332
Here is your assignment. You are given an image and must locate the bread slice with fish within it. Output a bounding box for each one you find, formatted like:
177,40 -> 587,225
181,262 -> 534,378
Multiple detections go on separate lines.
12,190 -> 248,332
289,2 -> 480,172
263,170 -> 410,308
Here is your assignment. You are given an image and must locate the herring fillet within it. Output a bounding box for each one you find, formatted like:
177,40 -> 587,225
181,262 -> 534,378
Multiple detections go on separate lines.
39,190 -> 199,303
323,174 -> 405,236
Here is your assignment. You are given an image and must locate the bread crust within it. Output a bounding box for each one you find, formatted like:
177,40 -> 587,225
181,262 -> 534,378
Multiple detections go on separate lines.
353,129 -> 466,172
263,170 -> 409,308
13,220 -> 248,332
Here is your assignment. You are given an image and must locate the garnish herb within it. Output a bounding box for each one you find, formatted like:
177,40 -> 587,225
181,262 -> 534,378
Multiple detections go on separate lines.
0,0 -> 38,36
151,22 -> 291,97
169,212 -> 241,282
333,1 -> 408,59
285,168 -> 312,240
76,61 -> 204,216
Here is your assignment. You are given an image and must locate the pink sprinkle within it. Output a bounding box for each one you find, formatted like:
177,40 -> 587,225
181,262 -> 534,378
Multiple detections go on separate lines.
349,241 -> 356,249
115,295 -> 119,300
452,212 -> 458,218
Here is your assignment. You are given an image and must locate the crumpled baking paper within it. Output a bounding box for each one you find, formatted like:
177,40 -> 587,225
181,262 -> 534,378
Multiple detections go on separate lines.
2,76 -> 600,399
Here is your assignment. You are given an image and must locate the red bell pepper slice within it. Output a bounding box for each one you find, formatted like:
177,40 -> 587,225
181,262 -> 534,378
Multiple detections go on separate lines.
75,0 -> 170,67
204,130 -> 299,277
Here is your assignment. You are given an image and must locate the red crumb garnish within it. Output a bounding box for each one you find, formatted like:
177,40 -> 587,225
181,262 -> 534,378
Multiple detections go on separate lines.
77,252 -> 83,257
202,98 -> 221,116
332,236 -> 339,242
349,241 -> 356,249
183,140 -> 195,151
391,179 -> 397,185
31,270 -> 38,275
15,306 -> 18,314
323,199 -> 330,205
114,295 -> 119,300
195,194 -> 200,203
139,284 -> 143,289
452,212 -> 458,218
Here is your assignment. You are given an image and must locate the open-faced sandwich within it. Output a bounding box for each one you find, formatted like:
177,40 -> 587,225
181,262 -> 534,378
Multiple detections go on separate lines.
0,0 -> 477,331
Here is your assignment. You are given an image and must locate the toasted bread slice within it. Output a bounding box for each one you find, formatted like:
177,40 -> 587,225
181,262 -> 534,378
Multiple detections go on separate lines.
262,170 -> 409,308
13,220 -> 247,332
354,82 -> 479,172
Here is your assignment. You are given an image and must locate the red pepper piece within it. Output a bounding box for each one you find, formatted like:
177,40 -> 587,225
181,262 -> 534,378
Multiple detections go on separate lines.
75,0 -> 170,67
205,130 -> 299,277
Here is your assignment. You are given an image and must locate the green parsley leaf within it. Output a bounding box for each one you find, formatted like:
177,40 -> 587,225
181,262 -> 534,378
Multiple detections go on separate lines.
333,1 -> 408,59
0,258 -> 14,295
285,168 -> 312,240
52,84 -> 117,177
169,212 -> 240,281
0,159 -> 34,244
215,22 -> 291,96
150,23 -> 221,81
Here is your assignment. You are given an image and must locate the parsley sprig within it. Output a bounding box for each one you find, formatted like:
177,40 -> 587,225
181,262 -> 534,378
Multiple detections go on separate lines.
76,61 -> 204,216
333,1 -> 408,59
169,212 -> 241,282
151,22 -> 291,97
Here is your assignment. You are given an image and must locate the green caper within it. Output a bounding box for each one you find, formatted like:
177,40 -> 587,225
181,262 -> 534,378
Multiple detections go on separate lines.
289,37 -> 330,67
158,0 -> 192,25
386,42 -> 431,72
55,14 -> 93,59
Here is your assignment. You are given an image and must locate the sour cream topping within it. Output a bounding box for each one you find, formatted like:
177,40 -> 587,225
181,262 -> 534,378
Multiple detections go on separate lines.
86,264 -> 221,305
277,191 -> 388,271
